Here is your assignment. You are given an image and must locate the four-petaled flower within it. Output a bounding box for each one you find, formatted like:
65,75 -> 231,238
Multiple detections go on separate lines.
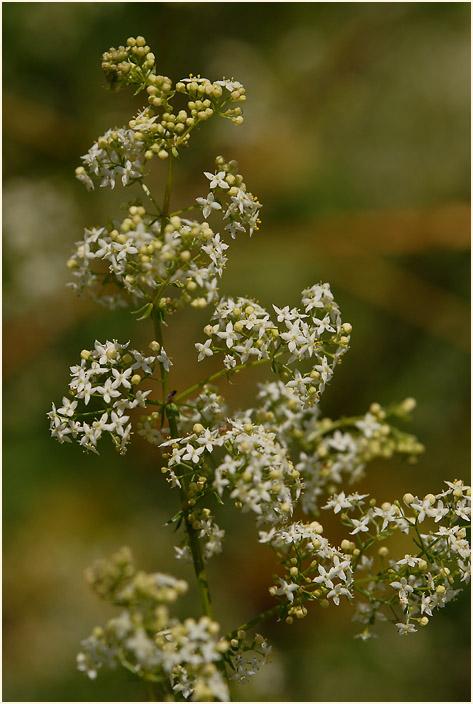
275,578 -> 299,602
204,171 -> 230,190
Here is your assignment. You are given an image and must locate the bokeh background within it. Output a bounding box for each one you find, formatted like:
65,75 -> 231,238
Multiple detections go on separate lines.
3,2 -> 470,702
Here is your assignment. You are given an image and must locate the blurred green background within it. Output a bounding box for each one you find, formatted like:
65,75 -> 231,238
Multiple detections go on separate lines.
3,2 -> 470,701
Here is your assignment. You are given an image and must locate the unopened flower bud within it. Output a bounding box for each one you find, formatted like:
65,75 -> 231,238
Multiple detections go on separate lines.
401,397 -> 417,413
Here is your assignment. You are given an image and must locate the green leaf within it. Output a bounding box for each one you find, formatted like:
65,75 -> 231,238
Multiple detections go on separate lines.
131,302 -> 154,320
165,510 -> 184,526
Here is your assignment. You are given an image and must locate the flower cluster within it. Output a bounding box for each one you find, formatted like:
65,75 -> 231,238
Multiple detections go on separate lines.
67,206 -> 241,311
75,35 -> 247,192
227,632 -> 273,685
322,480 -> 471,638
48,36 -> 470,700
258,481 -> 470,638
76,548 -> 230,701
196,156 -> 262,236
48,339 -> 167,453
196,282 -> 350,408
261,521 -> 354,616
246,388 -> 424,514
75,127 -> 145,191
156,618 -> 229,701
174,508 -> 226,563
162,418 -> 302,527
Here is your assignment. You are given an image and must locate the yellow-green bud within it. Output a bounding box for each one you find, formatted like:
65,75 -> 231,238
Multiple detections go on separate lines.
401,397 -> 417,413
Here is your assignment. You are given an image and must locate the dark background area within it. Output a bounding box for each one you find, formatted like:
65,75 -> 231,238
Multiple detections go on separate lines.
3,3 -> 470,701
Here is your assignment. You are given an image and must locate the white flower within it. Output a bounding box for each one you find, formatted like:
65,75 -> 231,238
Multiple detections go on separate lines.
327,583 -> 352,606
396,555 -> 422,568
182,443 -> 206,464
313,565 -> 334,590
195,339 -> 214,362
216,321 -> 241,348
95,377 -> 121,404
314,356 -> 332,385
57,396 -> 78,417
196,192 -> 222,219
323,491 -> 353,514
157,348 -> 172,372
390,577 -> 414,604
349,515 -> 371,535
275,578 -> 299,602
111,367 -> 133,389
396,622 -> 417,635
224,355 -> 236,370
115,159 -> 141,186
224,220 -> 246,239
355,413 -> 382,438
204,171 -> 229,190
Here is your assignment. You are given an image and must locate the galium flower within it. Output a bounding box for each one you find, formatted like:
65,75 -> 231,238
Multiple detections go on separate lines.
48,340 -> 160,454
50,34 -> 470,697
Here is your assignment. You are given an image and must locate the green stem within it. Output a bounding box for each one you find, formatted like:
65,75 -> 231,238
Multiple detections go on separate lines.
175,356 -> 273,403
160,153 -> 174,233
167,411 -> 215,617
144,682 -> 156,702
140,181 -> 162,215
228,604 -> 283,639
152,309 -> 167,401
166,407 -> 231,697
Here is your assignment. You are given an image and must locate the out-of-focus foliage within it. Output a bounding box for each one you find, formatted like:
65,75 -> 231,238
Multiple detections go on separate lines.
3,3 -> 470,702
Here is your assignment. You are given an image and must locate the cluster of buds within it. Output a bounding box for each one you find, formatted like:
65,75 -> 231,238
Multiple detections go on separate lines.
95,36 -> 247,165
227,631 -> 273,684
77,548 -> 231,701
101,36 -> 157,93
67,175 -> 259,312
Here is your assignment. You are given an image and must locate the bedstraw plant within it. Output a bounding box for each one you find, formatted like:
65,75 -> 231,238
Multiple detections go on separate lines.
48,36 -> 470,702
